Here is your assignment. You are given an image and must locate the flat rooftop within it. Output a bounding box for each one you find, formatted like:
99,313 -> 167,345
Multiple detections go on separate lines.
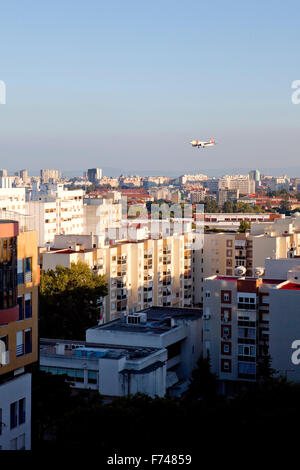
214,275 -> 285,286
89,306 -> 202,335
40,338 -> 161,360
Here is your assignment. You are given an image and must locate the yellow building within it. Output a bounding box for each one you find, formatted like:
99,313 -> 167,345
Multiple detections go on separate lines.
0,220 -> 39,450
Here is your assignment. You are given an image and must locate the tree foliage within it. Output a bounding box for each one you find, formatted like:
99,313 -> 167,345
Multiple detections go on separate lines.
238,220 -> 251,232
40,261 -> 108,340
185,354 -> 217,401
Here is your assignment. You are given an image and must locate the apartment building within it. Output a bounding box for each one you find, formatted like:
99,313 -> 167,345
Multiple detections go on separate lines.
86,306 -> 202,396
27,185 -> 84,246
41,231 -> 195,323
83,197 -> 122,237
201,212 -> 277,231
217,189 -> 239,207
195,214 -> 300,305
202,266 -> 300,393
40,337 -> 167,398
0,188 -> 26,214
219,174 -> 255,195
87,168 -> 102,183
40,169 -> 60,184
190,190 -> 206,204
0,220 -> 39,450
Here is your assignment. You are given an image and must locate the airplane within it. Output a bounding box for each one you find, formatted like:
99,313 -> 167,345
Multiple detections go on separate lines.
190,137 -> 215,148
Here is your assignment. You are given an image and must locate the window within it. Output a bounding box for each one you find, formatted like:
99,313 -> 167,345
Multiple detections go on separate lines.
24,257 -> 32,283
0,408 -> 2,435
221,308 -> 231,322
18,398 -> 26,425
238,344 -> 256,357
16,331 -> 24,357
205,291 -> 211,298
24,329 -> 32,354
221,325 -> 231,339
221,359 -> 231,372
25,293 -> 32,319
10,401 -> 18,429
221,291 -> 231,303
88,371 -> 98,384
18,296 -> 24,320
17,259 -> 24,285
221,342 -> 231,355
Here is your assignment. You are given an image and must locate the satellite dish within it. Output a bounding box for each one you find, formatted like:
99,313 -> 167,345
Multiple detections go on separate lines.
254,267 -> 265,277
235,266 -> 246,276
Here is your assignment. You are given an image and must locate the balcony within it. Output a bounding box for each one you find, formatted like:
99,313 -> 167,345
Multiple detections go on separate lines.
237,303 -> 256,310
0,305 -> 19,326
117,294 -> 127,300
25,271 -> 32,283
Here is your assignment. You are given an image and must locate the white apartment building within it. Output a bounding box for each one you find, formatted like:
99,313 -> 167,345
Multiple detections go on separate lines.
83,197 -> 122,237
0,188 -> 26,214
27,185 -> 84,246
42,231 -> 195,323
40,337 -> 167,398
0,374 -> 32,450
195,215 -> 300,305
86,306 -> 202,395
219,175 -> 255,195
202,264 -> 300,393
40,169 -> 60,183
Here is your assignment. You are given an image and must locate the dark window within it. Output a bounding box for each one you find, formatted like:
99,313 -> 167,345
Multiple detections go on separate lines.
25,296 -> 32,319
167,341 -> 181,360
18,296 -> 24,321
19,398 -> 26,425
10,402 -> 18,429
24,329 -> 32,354
24,258 -> 31,273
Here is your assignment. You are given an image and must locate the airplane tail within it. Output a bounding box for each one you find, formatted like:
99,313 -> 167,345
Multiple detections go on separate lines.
210,137 -> 215,143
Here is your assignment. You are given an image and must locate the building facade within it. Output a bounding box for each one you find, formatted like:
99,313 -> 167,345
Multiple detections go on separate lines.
0,220 -> 39,450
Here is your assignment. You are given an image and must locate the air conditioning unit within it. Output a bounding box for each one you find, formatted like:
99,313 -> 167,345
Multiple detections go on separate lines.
1,350 -> 10,366
203,313 -> 211,320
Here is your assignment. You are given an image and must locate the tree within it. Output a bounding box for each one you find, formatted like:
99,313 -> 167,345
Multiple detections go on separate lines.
40,261 -> 108,340
238,220 -> 251,232
185,354 -> 217,401
279,198 -> 291,214
257,353 -> 277,383
204,197 -> 220,213
222,201 -> 234,213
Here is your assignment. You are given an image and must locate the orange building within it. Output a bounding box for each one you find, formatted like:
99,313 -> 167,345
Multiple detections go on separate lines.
0,220 -> 39,450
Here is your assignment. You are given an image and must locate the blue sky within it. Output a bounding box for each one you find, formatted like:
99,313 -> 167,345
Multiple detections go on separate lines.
1,0 -> 300,175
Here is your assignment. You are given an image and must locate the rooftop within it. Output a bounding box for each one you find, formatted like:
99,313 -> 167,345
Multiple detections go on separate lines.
40,338 -> 161,360
213,275 -> 285,286
278,282 -> 300,291
90,306 -> 202,335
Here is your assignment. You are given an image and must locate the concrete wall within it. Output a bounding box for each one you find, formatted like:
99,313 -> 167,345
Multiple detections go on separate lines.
0,373 -> 32,450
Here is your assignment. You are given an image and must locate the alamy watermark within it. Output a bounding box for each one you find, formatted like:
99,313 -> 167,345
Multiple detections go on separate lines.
98,197 -> 204,250
0,80 -> 6,104
291,80 -> 300,104
291,340 -> 300,365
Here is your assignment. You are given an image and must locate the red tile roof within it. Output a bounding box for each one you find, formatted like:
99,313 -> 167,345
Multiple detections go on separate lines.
278,282 -> 300,291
